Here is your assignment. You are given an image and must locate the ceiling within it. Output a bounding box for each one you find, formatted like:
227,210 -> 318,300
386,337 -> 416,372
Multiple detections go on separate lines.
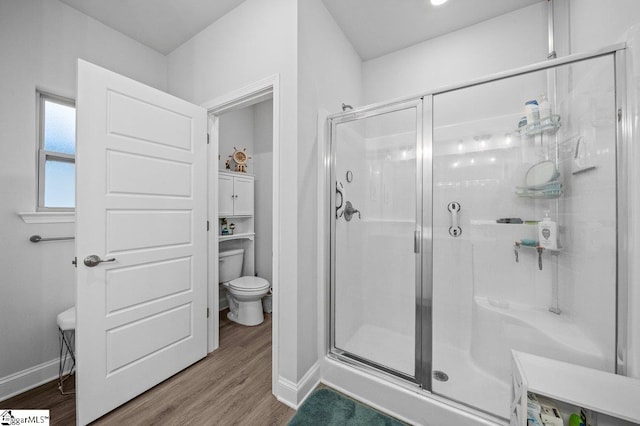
59,0 -> 543,59
322,0 -> 544,60
59,0 -> 246,55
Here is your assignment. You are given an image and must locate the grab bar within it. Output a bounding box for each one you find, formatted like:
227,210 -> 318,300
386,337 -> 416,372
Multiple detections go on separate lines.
29,235 -> 74,243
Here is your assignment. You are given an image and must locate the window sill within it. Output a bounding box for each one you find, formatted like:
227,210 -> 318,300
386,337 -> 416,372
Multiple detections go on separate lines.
18,212 -> 75,224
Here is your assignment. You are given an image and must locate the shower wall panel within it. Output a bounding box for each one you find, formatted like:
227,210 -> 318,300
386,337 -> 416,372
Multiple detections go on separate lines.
431,54 -> 617,418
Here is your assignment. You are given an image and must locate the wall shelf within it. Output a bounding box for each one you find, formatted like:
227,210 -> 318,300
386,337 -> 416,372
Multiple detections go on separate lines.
18,212 -> 75,224
511,351 -> 640,425
518,114 -> 561,136
218,232 -> 255,242
515,181 -> 563,199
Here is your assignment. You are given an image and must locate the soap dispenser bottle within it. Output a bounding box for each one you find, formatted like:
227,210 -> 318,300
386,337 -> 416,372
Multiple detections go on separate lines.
538,210 -> 557,250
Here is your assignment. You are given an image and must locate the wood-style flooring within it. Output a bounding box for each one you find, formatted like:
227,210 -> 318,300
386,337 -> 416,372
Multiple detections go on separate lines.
2,311 -> 296,425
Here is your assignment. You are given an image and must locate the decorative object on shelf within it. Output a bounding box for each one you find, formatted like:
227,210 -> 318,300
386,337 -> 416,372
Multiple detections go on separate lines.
229,223 -> 235,235
220,218 -> 229,235
225,159 -> 231,170
229,147 -> 252,173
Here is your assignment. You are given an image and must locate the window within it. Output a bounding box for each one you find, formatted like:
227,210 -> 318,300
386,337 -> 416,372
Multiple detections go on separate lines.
37,91 -> 75,210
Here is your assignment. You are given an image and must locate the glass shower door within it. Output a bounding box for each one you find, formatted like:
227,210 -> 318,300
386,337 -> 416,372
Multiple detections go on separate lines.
430,54 -> 618,418
330,101 -> 423,381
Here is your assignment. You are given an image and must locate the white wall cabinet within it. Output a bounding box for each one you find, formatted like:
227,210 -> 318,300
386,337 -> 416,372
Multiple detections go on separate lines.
219,172 -> 254,217
511,351 -> 640,426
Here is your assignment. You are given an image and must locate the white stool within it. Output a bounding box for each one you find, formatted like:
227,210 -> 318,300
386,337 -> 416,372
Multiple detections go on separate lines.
56,307 -> 75,394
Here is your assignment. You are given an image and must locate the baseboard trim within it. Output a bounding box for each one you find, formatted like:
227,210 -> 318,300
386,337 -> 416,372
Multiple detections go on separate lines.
276,361 -> 321,409
0,359 -> 62,402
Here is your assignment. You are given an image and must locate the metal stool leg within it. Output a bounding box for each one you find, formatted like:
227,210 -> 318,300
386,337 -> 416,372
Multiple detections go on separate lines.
58,327 -> 75,395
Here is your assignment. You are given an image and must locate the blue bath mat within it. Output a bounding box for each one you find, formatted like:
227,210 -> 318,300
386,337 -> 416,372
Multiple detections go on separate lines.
288,388 -> 406,426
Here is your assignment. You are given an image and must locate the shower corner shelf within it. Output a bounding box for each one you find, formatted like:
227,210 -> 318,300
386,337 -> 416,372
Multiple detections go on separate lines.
518,114 -> 561,137
515,181 -> 563,199
514,242 -> 560,270
514,242 -> 560,254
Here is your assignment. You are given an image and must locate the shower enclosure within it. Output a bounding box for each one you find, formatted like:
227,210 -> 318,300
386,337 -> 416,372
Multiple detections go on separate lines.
328,46 -> 627,419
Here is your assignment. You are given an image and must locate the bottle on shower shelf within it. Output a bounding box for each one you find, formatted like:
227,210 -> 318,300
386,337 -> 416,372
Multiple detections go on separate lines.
538,210 -> 557,250
538,93 -> 551,123
525,99 -> 540,125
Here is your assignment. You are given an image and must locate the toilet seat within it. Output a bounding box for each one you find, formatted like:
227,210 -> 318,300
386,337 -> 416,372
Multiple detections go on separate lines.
228,276 -> 269,292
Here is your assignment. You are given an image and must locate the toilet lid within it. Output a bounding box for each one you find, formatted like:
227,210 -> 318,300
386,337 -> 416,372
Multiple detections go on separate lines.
228,276 -> 269,291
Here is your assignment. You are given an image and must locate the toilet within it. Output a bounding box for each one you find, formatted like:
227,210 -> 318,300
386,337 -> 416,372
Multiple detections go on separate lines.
219,248 -> 270,326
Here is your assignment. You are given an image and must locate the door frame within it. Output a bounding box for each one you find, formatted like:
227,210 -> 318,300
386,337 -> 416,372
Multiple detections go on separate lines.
326,98 -> 428,385
201,74 -> 280,391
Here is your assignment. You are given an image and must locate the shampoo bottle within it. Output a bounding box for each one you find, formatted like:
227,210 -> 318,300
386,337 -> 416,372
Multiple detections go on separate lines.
525,99 -> 540,124
538,210 -> 557,250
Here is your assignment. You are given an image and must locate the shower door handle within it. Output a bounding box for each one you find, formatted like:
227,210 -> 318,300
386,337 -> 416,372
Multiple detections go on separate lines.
335,182 -> 344,219
414,231 -> 420,254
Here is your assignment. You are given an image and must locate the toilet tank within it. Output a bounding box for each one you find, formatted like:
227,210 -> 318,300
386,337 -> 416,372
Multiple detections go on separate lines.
219,249 -> 244,283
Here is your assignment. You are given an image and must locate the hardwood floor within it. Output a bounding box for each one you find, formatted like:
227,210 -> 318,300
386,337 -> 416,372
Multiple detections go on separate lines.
2,311 -> 295,425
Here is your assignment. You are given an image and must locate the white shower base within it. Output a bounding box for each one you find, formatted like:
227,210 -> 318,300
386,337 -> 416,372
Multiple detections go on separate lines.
341,324 -> 414,376
433,341 -> 510,419
433,295 -> 614,419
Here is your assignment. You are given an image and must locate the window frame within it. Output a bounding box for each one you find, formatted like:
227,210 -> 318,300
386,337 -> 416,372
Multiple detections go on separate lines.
37,90 -> 76,212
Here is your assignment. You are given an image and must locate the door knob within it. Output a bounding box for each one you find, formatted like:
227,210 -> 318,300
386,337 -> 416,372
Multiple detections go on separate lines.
83,255 -> 116,267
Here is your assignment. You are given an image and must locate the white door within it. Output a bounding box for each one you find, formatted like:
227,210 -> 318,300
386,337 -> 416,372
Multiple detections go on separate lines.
218,174 -> 235,217
75,60 -> 208,425
233,176 -> 254,216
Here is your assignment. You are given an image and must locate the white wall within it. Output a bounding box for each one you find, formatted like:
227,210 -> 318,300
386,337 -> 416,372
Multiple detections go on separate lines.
569,0 -> 640,54
0,0 -> 167,399
167,0 -> 303,393
253,100 -> 274,284
297,0 -> 363,379
362,2 -> 548,105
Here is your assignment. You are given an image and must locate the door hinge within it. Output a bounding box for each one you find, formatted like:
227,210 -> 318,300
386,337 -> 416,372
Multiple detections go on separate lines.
207,308 -> 210,318
207,220 -> 210,231
72,257 -> 77,268
207,134 -> 210,144
618,108 -> 623,122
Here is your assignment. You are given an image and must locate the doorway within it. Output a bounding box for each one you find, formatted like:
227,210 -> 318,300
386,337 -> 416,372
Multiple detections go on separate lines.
204,76 -> 280,393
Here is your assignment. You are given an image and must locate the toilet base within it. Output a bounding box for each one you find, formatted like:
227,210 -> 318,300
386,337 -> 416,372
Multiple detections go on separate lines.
226,293 -> 265,326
